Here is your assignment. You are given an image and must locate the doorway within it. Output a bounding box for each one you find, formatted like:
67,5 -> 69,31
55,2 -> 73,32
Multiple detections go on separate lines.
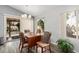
4,15 -> 21,41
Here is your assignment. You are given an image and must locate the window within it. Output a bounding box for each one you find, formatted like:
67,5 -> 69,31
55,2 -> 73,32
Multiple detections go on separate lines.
66,11 -> 77,38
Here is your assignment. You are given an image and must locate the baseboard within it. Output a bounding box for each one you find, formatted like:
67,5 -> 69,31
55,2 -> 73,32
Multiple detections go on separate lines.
50,42 -> 57,45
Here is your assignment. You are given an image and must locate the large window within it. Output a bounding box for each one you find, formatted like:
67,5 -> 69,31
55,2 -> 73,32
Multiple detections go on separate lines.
66,11 -> 77,38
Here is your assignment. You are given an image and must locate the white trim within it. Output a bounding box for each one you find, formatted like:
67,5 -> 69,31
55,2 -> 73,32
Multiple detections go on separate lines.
63,10 -> 79,39
3,14 -> 21,42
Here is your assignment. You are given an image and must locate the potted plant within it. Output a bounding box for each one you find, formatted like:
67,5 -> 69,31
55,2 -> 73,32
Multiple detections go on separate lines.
56,38 -> 74,53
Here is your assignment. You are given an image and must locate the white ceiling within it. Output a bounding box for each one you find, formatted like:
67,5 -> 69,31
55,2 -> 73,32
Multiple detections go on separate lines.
9,5 -> 61,16
9,5 -> 79,17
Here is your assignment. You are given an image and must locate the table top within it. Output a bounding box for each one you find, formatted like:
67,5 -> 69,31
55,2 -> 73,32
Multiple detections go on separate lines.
24,33 -> 44,38
24,33 -> 42,48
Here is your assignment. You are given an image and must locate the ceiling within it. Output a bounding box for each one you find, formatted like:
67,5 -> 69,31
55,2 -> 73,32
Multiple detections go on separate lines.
9,5 -> 79,17
9,5 -> 61,16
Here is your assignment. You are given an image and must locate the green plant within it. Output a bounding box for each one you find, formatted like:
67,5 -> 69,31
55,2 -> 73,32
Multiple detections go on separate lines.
37,19 -> 44,31
57,38 -> 74,53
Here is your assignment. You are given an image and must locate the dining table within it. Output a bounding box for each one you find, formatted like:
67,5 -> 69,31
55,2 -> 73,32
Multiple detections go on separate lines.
24,33 -> 43,48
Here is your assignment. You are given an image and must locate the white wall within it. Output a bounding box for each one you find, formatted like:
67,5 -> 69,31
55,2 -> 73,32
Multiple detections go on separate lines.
0,14 -> 4,37
35,6 -> 79,52
59,6 -> 79,52
0,5 -> 23,37
35,6 -> 66,43
50,6 -> 79,52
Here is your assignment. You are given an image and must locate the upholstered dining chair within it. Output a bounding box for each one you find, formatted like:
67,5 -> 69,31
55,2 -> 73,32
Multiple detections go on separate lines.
36,31 -> 51,53
19,32 -> 28,52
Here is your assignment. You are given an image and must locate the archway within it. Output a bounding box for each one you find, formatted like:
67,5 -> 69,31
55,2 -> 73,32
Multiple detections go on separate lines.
37,19 -> 44,33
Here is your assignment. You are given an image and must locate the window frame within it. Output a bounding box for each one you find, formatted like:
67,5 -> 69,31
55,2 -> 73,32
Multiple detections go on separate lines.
65,10 -> 79,39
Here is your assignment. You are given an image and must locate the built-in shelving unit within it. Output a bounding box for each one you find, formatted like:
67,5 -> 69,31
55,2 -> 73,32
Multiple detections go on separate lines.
7,18 -> 20,38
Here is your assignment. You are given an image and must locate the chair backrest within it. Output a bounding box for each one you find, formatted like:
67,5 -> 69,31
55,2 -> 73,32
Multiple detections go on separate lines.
41,31 -> 51,43
24,30 -> 30,33
19,32 -> 25,43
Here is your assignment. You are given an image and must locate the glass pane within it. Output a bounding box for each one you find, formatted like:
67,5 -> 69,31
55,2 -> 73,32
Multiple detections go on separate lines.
66,11 -> 76,38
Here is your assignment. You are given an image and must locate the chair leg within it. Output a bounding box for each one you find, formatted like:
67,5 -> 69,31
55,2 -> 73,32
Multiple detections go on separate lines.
28,47 -> 30,53
19,42 -> 21,49
41,47 -> 43,53
20,44 -> 23,53
36,45 -> 38,53
49,45 -> 51,53
19,44 -> 20,49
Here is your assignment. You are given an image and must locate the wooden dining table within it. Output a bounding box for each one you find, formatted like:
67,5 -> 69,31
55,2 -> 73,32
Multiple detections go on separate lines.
24,33 -> 42,48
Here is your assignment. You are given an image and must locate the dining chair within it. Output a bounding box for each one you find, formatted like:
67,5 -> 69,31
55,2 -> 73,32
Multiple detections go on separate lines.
19,32 -> 41,53
19,32 -> 28,52
36,31 -> 51,53
24,30 -> 30,33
